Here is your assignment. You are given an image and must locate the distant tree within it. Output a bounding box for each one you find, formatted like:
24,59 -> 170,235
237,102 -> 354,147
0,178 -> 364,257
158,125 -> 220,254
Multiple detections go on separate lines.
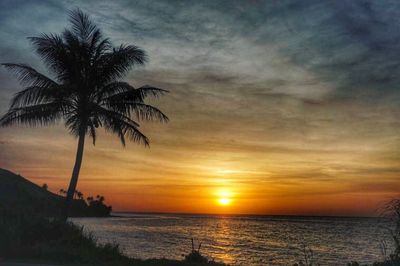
42,183 -> 48,190
0,9 -> 168,221
73,190 -> 83,199
86,194 -> 111,216
77,191 -> 83,200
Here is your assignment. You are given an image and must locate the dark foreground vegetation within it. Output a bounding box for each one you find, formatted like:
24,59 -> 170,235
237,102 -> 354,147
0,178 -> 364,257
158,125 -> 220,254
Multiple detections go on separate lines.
0,208 -> 225,266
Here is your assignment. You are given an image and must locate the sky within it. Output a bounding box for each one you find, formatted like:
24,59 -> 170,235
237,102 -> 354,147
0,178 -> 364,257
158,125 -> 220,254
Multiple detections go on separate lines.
0,0 -> 399,216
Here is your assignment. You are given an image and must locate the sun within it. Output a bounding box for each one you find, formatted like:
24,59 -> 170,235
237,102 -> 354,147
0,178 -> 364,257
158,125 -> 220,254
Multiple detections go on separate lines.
216,190 -> 233,206
218,198 -> 231,206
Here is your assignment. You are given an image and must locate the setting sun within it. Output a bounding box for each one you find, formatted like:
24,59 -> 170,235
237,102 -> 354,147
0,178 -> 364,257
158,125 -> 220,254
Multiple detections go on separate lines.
218,198 -> 231,206
216,190 -> 233,206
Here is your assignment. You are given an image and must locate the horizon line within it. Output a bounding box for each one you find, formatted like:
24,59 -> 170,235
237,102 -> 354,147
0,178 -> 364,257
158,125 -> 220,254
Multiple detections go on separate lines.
111,210 -> 383,219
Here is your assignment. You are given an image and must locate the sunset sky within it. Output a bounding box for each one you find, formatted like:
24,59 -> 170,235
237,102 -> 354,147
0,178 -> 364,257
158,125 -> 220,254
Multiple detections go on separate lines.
0,0 -> 399,216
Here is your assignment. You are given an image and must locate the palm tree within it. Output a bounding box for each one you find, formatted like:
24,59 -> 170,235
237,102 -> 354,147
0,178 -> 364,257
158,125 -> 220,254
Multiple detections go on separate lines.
0,9 -> 168,220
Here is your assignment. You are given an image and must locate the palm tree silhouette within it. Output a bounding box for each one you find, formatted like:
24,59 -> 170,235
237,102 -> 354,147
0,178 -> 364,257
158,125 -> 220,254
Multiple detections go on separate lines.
0,9 -> 168,220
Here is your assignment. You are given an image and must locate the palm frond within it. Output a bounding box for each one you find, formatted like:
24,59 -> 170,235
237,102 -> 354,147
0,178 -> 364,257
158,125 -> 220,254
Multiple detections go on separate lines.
93,38 -> 111,61
64,111 -> 87,137
89,29 -> 104,55
137,85 -> 169,98
115,120 -> 149,147
62,29 -> 83,53
28,33 -> 69,79
65,113 -> 78,135
106,100 -> 169,123
99,83 -> 169,122
87,120 -> 97,145
92,104 -> 148,146
10,85 -> 60,108
102,83 -> 168,102
0,102 -> 63,127
95,82 -> 134,101
130,102 -> 169,122
2,63 -> 59,88
68,8 -> 97,41
98,44 -> 147,83
91,104 -> 139,127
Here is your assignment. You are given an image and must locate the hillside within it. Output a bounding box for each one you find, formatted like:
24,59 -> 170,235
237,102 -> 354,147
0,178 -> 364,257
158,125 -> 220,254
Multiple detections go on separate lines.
0,168 -> 64,216
0,168 -> 110,217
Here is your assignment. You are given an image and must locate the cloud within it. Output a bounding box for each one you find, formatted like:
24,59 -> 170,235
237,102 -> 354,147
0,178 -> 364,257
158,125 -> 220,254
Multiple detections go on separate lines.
267,1 -> 400,95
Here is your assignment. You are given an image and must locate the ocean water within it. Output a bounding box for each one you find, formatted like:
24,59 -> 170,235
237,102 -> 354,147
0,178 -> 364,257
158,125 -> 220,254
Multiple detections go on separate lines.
71,213 -> 393,265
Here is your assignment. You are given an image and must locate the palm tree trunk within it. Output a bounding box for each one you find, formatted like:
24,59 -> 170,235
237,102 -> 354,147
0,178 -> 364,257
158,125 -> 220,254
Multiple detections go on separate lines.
62,130 -> 86,221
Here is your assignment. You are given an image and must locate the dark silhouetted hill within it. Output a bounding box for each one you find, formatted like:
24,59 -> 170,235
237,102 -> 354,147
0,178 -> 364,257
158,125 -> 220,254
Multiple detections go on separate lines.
0,168 -> 111,217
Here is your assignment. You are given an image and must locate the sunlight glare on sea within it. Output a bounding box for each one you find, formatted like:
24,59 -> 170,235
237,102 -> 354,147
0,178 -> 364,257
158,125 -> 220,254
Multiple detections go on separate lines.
71,214 -> 392,265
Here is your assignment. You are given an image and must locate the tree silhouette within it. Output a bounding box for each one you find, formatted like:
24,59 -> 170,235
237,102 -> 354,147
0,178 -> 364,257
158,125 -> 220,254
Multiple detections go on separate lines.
73,190 -> 84,200
86,194 -> 111,216
0,9 -> 168,221
76,191 -> 83,200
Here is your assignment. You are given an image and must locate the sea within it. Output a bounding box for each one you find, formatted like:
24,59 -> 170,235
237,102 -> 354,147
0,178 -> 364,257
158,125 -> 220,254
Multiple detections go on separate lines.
71,213 -> 393,265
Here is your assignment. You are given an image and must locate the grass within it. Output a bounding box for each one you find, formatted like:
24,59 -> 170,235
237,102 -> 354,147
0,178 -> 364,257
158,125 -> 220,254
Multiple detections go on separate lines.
0,208 -> 226,266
